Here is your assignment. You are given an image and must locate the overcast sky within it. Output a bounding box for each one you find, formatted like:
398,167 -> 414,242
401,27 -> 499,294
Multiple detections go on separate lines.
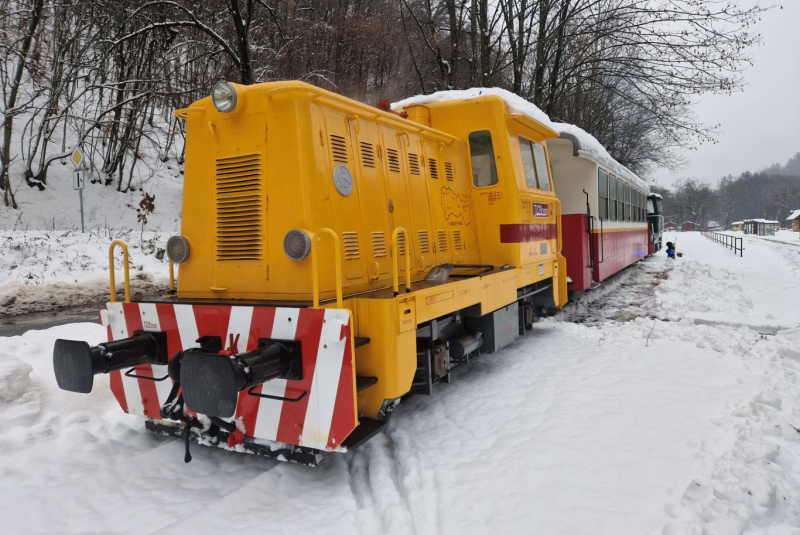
651,2 -> 800,189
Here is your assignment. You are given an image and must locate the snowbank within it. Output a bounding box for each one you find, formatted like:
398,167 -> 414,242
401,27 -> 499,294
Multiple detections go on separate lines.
0,353 -> 32,402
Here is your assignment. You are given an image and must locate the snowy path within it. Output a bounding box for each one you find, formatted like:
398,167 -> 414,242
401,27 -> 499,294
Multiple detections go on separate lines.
0,233 -> 799,534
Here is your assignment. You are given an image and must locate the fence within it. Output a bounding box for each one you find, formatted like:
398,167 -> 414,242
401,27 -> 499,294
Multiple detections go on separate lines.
701,231 -> 743,257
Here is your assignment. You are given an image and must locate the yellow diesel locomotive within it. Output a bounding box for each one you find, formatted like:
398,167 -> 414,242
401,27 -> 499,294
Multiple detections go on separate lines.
53,81 -> 567,465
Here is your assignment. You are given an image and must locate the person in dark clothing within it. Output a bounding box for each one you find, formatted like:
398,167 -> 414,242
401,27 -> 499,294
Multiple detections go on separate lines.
666,241 -> 676,259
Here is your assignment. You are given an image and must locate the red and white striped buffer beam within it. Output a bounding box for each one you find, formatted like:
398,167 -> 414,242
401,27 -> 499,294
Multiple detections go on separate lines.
100,302 -> 358,451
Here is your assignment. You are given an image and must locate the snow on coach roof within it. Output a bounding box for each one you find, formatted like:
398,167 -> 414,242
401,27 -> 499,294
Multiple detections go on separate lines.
392,87 -> 648,192
553,122 -> 648,192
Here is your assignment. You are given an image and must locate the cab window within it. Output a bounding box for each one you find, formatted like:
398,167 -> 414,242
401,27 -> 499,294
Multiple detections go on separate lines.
469,131 -> 499,187
519,136 -> 539,188
531,143 -> 552,191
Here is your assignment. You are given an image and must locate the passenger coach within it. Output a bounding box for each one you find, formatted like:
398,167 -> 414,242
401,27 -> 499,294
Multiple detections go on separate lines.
547,128 -> 650,293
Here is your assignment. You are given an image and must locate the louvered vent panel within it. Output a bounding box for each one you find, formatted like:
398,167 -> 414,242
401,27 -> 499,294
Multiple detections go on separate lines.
408,154 -> 420,175
372,232 -> 387,258
330,135 -> 348,164
387,148 -> 401,173
418,230 -> 430,253
445,162 -> 454,181
215,154 -> 263,261
428,158 -> 439,179
360,142 -> 375,168
343,232 -> 360,260
397,232 -> 406,256
437,230 -> 448,252
453,230 -> 464,250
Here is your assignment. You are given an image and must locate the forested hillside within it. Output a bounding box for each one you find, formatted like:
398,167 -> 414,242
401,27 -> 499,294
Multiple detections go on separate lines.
0,0 -> 768,226
654,152 -> 800,228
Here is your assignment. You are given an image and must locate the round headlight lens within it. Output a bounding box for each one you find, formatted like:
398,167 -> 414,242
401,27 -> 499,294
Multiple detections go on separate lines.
283,230 -> 311,261
166,236 -> 191,264
212,81 -> 238,113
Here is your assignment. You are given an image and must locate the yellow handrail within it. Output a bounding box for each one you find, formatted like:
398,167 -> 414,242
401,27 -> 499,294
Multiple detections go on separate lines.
391,227 -> 411,296
311,228 -> 343,309
169,260 -> 175,292
109,240 -> 131,303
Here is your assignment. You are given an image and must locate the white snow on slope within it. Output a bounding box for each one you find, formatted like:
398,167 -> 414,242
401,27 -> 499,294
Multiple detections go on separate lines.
0,232 -> 799,534
0,229 -> 171,316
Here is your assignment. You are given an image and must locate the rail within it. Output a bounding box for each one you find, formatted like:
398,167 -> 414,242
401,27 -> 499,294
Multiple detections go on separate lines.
391,227 -> 412,296
109,240 -> 131,303
310,228 -> 343,309
702,231 -> 743,257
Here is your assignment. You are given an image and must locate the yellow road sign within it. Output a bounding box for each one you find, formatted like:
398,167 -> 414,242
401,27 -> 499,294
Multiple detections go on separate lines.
70,147 -> 84,168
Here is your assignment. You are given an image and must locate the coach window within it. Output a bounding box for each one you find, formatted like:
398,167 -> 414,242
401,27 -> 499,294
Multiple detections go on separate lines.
638,192 -> 643,221
609,174 -> 617,220
519,136 -> 539,188
598,169 -> 609,219
531,142 -> 552,191
624,184 -> 631,221
617,179 -> 625,222
469,131 -> 499,187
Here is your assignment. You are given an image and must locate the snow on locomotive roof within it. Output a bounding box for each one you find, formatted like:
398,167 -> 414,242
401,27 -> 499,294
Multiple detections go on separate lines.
392,87 -> 557,131
393,87 -> 648,192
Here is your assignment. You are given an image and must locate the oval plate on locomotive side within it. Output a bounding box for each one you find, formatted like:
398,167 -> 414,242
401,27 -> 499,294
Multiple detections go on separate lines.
333,164 -> 353,196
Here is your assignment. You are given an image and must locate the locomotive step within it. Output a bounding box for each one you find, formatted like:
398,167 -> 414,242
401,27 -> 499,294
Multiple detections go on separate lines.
356,376 -> 378,393
340,417 -> 385,451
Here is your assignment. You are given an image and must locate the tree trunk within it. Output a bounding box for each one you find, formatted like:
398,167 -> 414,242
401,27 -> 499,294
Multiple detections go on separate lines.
2,0 -> 45,208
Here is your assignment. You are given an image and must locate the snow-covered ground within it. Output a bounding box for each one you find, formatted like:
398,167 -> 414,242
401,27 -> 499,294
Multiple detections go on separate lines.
0,232 -> 799,534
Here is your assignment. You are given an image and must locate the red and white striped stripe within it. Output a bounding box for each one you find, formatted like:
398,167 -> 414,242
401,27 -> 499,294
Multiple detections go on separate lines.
101,302 -> 358,452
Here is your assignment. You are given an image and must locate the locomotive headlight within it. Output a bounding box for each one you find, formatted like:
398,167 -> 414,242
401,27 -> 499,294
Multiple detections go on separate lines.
212,81 -> 238,113
166,235 -> 191,264
283,230 -> 311,261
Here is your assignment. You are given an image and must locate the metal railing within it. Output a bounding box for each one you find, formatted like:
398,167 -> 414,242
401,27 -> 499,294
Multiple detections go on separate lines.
702,231 -> 743,257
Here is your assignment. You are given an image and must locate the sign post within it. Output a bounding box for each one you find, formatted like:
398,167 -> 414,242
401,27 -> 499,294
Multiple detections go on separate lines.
71,147 -> 86,233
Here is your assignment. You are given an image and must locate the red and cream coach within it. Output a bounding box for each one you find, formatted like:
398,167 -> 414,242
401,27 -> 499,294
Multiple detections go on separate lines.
547,125 -> 651,293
